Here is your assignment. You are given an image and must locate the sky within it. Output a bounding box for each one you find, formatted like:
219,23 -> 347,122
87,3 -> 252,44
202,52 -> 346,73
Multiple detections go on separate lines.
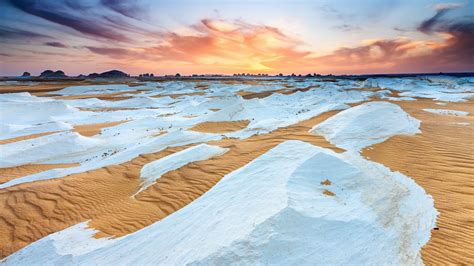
0,0 -> 473,76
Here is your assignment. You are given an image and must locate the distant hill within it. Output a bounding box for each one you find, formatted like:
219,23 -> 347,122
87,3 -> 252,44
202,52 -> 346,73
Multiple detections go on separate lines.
88,70 -> 129,79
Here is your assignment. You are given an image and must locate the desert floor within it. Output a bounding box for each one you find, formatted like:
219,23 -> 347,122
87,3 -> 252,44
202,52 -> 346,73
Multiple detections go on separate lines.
0,77 -> 472,264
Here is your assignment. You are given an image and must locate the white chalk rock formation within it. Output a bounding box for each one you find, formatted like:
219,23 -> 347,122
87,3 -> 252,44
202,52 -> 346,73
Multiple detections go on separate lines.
310,101 -> 421,151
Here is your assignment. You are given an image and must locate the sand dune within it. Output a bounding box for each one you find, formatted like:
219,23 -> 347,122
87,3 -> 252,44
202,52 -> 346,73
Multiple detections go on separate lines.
189,120 -> 250,133
363,99 -> 474,264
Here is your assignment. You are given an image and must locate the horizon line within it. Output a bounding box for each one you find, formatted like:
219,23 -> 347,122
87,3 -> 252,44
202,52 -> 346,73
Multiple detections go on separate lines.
2,70 -> 474,79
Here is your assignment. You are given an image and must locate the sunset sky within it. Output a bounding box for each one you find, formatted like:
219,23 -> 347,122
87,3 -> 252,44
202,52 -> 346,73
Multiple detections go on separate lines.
0,0 -> 473,76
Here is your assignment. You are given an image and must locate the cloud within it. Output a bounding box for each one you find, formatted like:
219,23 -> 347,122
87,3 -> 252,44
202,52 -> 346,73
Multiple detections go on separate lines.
434,3 -> 464,11
87,19 -> 309,72
7,0 -> 134,41
0,25 -> 50,39
86,46 -> 138,58
81,15 -> 473,74
100,0 -> 144,19
418,8 -> 451,33
44,41 -> 67,48
425,21 -> 474,68
334,24 -> 361,32
418,2 -> 464,33
311,3 -> 470,73
164,20 -> 309,71
415,4 -> 473,68
393,27 -> 409,33
311,6 -> 473,74
311,39 -> 415,72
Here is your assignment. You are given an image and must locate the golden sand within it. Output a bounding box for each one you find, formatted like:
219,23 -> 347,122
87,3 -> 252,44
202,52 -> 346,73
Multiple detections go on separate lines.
236,86 -> 315,100
0,83 -> 78,95
0,110 -> 341,258
0,163 -> 79,185
189,120 -> 250,133
0,81 -> 129,96
363,99 -> 474,264
0,132 -> 57,145
73,121 -> 127,137
236,90 -> 281,99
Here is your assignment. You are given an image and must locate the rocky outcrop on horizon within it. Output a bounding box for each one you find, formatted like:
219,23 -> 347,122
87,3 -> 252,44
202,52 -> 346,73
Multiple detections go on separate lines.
39,70 -> 67,78
139,73 -> 154,77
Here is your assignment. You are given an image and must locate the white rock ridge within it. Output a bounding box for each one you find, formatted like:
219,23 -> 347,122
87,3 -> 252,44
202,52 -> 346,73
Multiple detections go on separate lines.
134,144 -> 229,196
0,131 -> 104,168
2,141 -> 437,265
310,101 -> 421,151
0,130 -> 221,189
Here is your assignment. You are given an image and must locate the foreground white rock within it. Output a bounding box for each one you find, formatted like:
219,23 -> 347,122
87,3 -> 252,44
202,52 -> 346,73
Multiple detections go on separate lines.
2,140 -> 437,265
310,101 -> 421,151
134,144 -> 229,196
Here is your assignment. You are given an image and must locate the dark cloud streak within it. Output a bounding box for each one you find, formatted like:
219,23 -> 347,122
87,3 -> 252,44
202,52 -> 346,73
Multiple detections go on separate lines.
44,41 -> 67,48
0,25 -> 50,39
334,24 -> 361,32
101,0 -> 144,19
85,46 -> 138,58
417,5 -> 473,67
418,8 -> 450,33
8,0 -> 130,41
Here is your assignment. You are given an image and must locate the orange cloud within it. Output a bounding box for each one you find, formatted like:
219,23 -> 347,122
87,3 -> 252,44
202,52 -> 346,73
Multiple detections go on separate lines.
86,19 -> 310,73
83,17 -> 473,75
149,19 -> 310,72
